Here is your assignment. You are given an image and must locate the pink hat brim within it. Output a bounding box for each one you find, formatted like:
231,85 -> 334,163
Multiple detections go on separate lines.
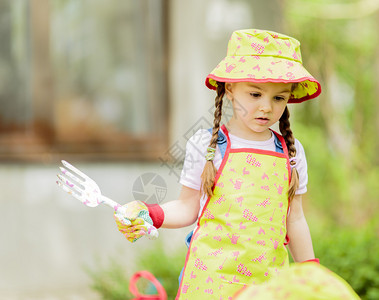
205,55 -> 321,103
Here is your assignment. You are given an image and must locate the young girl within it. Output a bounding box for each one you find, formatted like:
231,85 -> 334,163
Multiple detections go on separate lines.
114,29 -> 322,299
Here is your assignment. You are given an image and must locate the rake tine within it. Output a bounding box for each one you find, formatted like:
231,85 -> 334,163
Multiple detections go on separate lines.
61,160 -> 88,182
56,178 -> 83,201
57,174 -> 83,196
59,167 -> 84,187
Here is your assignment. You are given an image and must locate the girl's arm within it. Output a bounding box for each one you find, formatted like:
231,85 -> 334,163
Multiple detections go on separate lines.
160,185 -> 201,229
286,194 -> 316,262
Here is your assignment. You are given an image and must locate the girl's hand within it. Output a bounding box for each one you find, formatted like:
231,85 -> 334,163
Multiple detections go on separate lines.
114,201 -> 159,242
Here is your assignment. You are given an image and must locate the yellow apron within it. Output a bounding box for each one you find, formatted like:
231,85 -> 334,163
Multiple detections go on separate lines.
176,125 -> 291,299
233,263 -> 361,300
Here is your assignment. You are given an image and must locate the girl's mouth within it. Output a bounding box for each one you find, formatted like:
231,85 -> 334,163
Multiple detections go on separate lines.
255,117 -> 269,125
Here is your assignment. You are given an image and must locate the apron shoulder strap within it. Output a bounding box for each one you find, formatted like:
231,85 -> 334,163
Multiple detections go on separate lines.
207,128 -> 227,159
208,128 -> 285,157
274,133 -> 284,154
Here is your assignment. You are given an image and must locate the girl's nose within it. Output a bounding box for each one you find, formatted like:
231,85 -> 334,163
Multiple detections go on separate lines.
259,98 -> 272,112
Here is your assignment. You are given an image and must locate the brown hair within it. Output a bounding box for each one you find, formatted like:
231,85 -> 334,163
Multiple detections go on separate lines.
201,82 -> 299,200
279,106 -> 299,201
200,82 -> 225,197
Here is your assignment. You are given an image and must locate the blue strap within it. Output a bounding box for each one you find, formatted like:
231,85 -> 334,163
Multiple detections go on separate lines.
207,128 -> 227,159
207,128 -> 283,158
274,133 -> 284,154
185,231 -> 193,247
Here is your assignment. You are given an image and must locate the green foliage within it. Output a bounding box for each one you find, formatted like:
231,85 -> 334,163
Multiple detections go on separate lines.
85,258 -> 133,300
292,122 -> 352,222
86,243 -> 187,300
311,222 -> 379,300
285,0 -> 379,224
137,243 -> 187,299
88,227 -> 379,300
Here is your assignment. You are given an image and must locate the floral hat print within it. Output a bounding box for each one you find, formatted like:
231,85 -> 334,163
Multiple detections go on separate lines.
205,29 -> 321,103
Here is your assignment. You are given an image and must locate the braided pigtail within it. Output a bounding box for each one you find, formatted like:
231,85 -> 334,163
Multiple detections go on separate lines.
200,82 -> 225,198
279,106 -> 299,201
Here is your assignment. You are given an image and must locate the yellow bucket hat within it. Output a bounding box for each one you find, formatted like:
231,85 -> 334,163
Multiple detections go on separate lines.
205,29 -> 321,103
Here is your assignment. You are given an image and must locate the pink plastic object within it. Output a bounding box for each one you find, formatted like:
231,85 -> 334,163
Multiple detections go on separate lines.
129,270 -> 167,300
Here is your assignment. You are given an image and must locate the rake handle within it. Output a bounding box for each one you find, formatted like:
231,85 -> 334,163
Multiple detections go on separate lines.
101,195 -> 131,225
103,195 -> 158,239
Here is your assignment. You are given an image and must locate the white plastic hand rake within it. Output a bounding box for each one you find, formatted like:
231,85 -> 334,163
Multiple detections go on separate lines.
56,160 -> 131,222
56,160 -> 158,239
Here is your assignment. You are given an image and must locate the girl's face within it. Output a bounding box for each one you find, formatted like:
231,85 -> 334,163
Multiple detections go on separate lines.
225,81 -> 292,140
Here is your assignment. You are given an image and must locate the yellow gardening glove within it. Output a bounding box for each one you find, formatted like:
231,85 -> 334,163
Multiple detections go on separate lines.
114,201 -> 159,243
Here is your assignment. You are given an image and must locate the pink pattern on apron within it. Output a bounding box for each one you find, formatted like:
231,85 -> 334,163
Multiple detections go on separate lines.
176,126 -> 291,299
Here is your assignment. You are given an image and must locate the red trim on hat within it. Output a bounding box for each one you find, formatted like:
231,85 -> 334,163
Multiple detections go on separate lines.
205,78 -> 217,90
288,84 -> 322,103
205,76 -> 322,103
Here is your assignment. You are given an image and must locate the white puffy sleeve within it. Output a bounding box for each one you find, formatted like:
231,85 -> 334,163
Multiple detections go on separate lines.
293,138 -> 308,195
179,129 -> 211,191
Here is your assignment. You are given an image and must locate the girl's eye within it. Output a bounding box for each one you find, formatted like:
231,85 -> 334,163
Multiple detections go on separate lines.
274,96 -> 286,101
250,93 -> 261,98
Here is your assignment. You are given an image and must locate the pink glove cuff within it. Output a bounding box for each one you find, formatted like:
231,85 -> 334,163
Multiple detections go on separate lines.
144,203 -> 165,229
303,258 -> 320,264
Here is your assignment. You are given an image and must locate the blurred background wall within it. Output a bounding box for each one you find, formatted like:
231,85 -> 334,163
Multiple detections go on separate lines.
0,0 -> 378,299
